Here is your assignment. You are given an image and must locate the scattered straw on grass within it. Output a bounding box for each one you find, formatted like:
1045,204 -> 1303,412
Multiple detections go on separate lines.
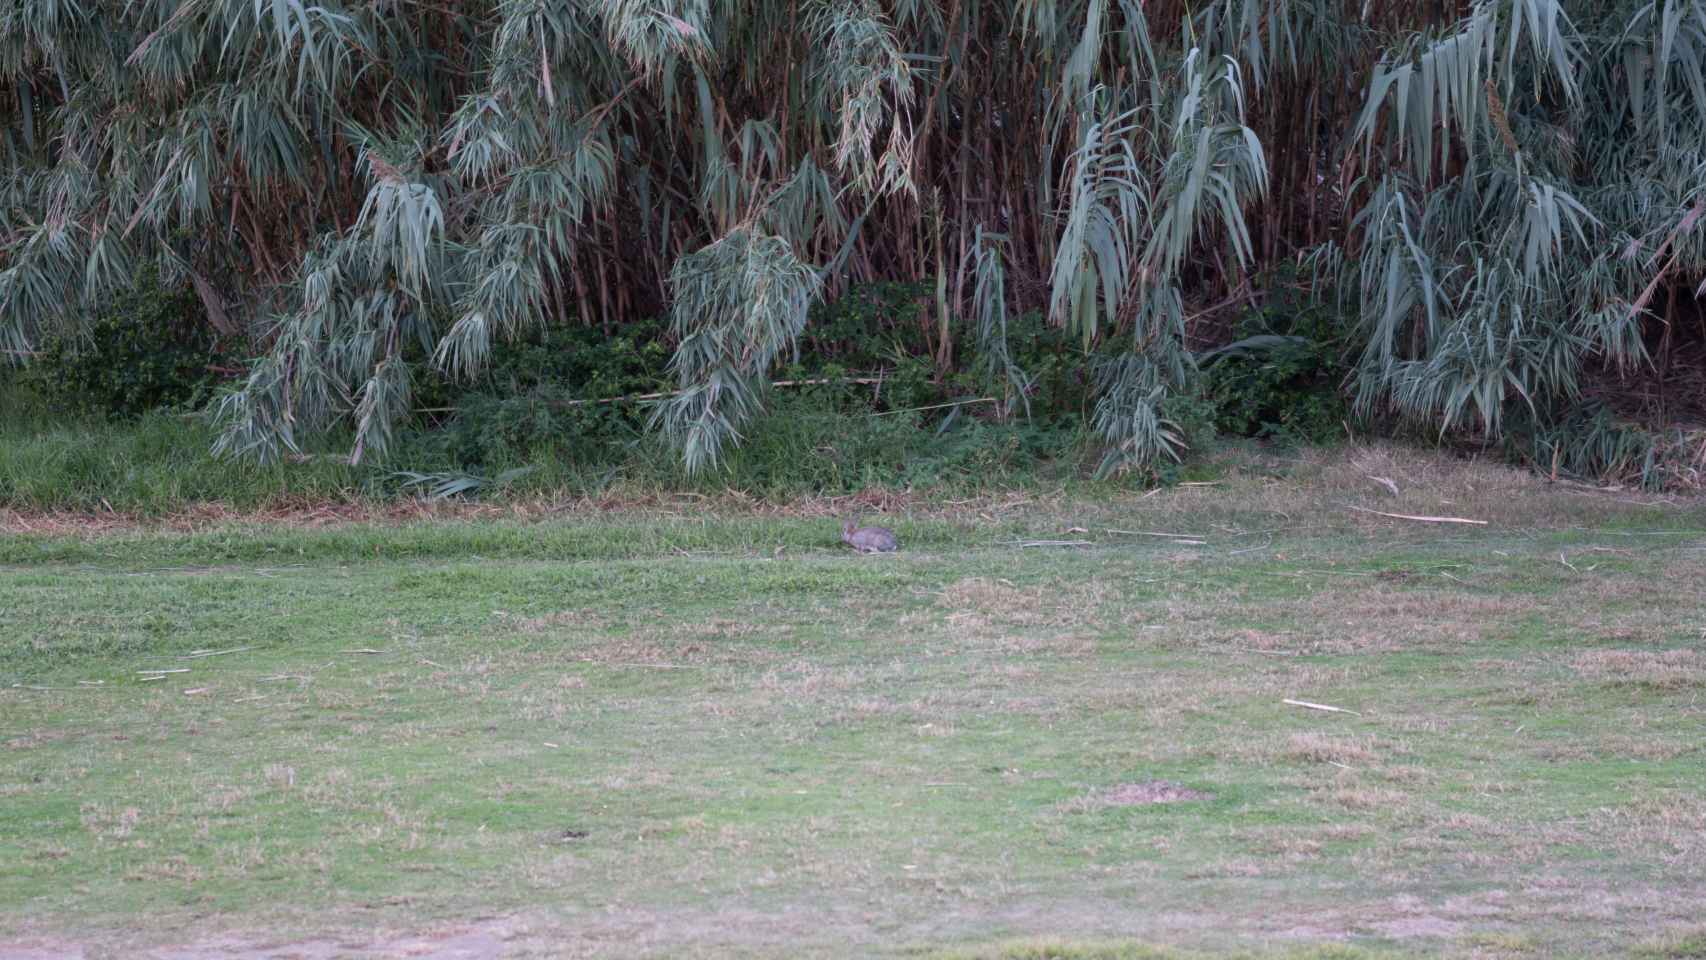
1570,649 -> 1705,691
510,609 -> 610,634
1061,781 -> 1214,811
1284,733 -> 1380,766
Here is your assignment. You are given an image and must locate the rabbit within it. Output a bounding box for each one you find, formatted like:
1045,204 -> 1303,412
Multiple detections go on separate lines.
842,518 -> 898,554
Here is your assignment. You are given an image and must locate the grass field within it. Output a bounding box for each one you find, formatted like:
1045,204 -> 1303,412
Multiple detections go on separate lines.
3,448 -> 1705,959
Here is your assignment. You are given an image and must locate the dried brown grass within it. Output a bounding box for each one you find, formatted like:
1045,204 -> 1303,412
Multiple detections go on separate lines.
935,577 -> 1112,628
6,442 -> 1698,535
1284,732 -> 1380,766
0,487 -> 1048,535
509,609 -> 610,634
1229,587 -> 1539,654
1570,649 -> 1706,690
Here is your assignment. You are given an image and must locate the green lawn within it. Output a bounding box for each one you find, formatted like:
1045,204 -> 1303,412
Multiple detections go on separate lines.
3,449 -> 1704,958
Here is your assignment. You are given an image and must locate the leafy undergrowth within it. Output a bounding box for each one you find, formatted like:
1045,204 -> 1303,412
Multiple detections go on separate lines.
1,449 -> 1703,958
0,375 -> 1103,516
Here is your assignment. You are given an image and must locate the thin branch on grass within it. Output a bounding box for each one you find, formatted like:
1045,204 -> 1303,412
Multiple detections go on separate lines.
1283,699 -> 1360,716
1367,476 -> 1400,496
1104,528 -> 1208,540
1256,569 -> 1376,578
1345,506 -> 1489,526
179,646 -> 256,660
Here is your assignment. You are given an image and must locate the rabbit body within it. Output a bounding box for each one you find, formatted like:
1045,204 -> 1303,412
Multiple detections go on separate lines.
842,519 -> 898,554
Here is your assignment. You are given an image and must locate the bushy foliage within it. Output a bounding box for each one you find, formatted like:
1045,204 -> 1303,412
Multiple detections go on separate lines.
22,272 -> 233,419
408,319 -> 671,469
1,0 -> 1269,476
1340,1 -> 1706,453
5,0 -> 1705,488
1199,297 -> 1350,446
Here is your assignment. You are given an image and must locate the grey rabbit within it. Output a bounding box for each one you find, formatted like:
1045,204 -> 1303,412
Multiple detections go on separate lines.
842,518 -> 898,554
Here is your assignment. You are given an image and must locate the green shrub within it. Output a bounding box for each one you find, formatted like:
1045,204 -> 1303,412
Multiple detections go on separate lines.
409,318 -> 673,468
24,270 -> 236,419
1198,290 -> 1349,446
700,388 -> 925,493
611,388 -> 1092,497
800,280 -> 933,370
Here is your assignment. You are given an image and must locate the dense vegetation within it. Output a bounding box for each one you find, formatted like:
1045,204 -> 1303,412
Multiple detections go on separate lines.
3,0 -> 1704,488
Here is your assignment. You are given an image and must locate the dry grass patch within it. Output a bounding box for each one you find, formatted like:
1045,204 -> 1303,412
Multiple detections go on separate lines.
4,728 -> 69,750
122,856 -> 203,885
936,577 -> 1112,629
1261,588 -> 1536,653
673,616 -> 774,641
1283,733 -> 1381,766
77,803 -> 146,842
1570,649 -> 1705,691
755,660 -> 868,698
522,615 -> 800,670
1534,735 -> 1700,763
1322,781 -> 1412,812
0,487 -> 935,534
1456,930 -> 1543,955
887,577 -> 1114,656
1590,793 -> 1706,863
509,609 -> 610,633
1060,781 -> 1214,812
1318,823 -> 1378,843
1635,928 -> 1706,959
557,635 -> 784,670
1241,828 -> 1325,859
